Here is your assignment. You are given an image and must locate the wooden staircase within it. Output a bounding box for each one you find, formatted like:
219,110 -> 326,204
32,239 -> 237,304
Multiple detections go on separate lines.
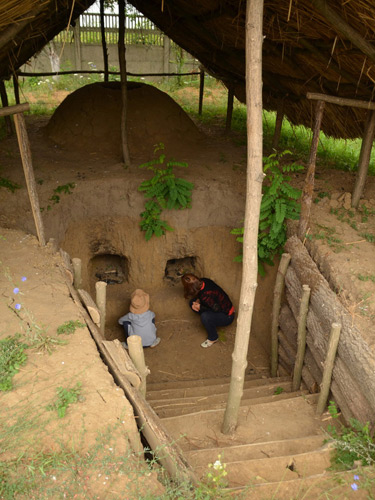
146,371 -> 336,498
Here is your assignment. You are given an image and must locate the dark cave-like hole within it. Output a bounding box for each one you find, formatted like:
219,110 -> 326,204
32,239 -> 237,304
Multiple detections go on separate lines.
164,256 -> 197,285
89,254 -> 129,285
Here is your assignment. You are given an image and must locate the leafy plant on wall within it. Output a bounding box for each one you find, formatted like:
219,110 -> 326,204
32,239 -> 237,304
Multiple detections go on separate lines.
138,143 -> 194,240
231,150 -> 303,275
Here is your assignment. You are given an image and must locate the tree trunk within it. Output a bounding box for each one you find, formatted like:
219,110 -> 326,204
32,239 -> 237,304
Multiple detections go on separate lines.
222,0 -> 264,435
100,0 -> 109,82
118,0 -> 131,166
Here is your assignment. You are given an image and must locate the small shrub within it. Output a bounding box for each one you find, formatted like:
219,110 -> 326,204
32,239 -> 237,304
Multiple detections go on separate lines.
0,335 -> 28,391
46,382 -> 83,418
138,143 -> 194,240
57,320 -> 85,335
326,401 -> 375,470
0,177 -> 21,193
231,151 -> 302,275
41,182 -> 76,212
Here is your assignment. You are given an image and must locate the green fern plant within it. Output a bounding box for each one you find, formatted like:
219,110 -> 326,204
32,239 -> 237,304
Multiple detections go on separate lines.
231,151 -> 302,275
138,143 -> 194,240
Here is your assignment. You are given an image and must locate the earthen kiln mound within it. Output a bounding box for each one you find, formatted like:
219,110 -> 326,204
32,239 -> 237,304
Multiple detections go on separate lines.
45,81 -> 203,158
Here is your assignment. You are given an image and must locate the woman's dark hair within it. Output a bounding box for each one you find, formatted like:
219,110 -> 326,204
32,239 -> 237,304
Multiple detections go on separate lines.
181,273 -> 202,299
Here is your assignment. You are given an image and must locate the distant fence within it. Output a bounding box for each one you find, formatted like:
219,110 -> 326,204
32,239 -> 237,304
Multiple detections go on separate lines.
55,13 -> 164,46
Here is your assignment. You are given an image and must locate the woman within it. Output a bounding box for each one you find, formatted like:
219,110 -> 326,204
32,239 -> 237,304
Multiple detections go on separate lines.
181,273 -> 235,348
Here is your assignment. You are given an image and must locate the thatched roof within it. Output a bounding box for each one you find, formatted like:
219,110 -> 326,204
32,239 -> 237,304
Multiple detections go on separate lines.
2,0 -> 375,139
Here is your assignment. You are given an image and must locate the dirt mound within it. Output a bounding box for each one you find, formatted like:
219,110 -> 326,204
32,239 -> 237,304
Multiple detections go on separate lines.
45,81 -> 203,159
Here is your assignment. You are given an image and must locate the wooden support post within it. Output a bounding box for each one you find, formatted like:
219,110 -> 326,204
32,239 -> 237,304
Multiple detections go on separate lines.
13,111 -> 46,246
225,85 -> 234,132
72,258 -> 82,289
272,100 -> 284,150
316,322 -> 342,415
271,253 -> 291,377
73,17 -> 82,71
292,284 -> 311,391
95,281 -> 107,334
13,75 -> 20,104
0,81 -> 13,135
352,109 -> 375,208
99,0 -> 109,82
118,0 -> 131,167
298,99 -> 325,240
163,35 -> 170,76
127,335 -> 150,397
198,68 -> 204,115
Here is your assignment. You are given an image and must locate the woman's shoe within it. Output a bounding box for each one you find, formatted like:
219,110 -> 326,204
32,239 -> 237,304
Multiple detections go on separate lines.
201,339 -> 218,348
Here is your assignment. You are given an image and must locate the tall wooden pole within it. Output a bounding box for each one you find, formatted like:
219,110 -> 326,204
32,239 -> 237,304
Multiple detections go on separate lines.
225,85 -> 234,132
292,284 -> 311,391
100,0 -> 109,82
352,109 -> 375,208
118,0 -> 131,166
198,68 -> 204,115
13,112 -> 46,246
222,0 -> 264,435
298,100 -> 325,240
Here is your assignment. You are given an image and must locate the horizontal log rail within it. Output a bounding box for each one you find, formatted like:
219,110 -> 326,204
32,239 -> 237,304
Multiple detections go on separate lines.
307,92 -> 375,110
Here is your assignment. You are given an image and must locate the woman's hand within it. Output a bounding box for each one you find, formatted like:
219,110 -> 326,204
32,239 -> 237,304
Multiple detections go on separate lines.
192,300 -> 201,312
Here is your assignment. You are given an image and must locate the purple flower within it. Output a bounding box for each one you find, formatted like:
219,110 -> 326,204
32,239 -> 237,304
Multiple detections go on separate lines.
353,475 -> 359,481
351,483 -> 358,491
13,287 -> 19,294
15,304 -> 21,310
21,276 -> 27,282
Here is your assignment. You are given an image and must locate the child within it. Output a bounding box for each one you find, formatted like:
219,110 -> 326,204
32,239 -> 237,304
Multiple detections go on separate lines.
118,289 -> 161,348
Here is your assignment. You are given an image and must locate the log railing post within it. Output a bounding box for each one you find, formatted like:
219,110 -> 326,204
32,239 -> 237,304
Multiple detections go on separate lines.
225,85 -> 234,132
316,322 -> 342,415
72,257 -> 82,289
127,335 -> 150,397
271,253 -> 291,377
292,284 -> 311,391
95,281 -> 107,334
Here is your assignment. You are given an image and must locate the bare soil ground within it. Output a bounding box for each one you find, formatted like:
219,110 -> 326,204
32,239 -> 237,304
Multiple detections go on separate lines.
0,83 -> 374,498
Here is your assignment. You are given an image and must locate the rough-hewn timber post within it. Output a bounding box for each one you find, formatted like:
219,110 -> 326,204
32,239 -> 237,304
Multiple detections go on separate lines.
271,253 -> 291,377
100,0 -> 109,82
352,110 -> 375,208
127,335 -> 150,397
118,0 -> 131,166
292,284 -> 311,391
198,68 -> 205,115
222,0 -> 264,435
225,85 -> 234,132
316,322 -> 342,415
298,99 -> 325,240
12,110 -> 46,246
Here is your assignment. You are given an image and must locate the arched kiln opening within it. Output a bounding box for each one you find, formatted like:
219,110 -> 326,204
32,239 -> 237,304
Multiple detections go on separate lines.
88,253 -> 129,287
164,256 -> 199,285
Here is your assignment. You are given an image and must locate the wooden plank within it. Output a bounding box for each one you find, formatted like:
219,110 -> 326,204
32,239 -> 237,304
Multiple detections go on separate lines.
102,339 -> 141,389
78,289 -> 100,325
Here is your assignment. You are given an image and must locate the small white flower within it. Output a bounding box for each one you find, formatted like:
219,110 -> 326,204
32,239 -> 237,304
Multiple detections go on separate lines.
213,460 -> 222,470
51,475 -> 57,481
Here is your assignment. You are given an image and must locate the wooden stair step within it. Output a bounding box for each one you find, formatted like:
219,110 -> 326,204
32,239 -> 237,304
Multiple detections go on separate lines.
161,394 -> 320,452
185,434 -> 326,467
146,375 -> 290,400
152,389 -> 309,418
195,447 -> 333,487
146,369 -> 271,393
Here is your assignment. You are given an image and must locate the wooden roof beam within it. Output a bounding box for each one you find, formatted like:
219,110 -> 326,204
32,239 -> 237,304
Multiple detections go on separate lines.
310,0 -> 375,65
